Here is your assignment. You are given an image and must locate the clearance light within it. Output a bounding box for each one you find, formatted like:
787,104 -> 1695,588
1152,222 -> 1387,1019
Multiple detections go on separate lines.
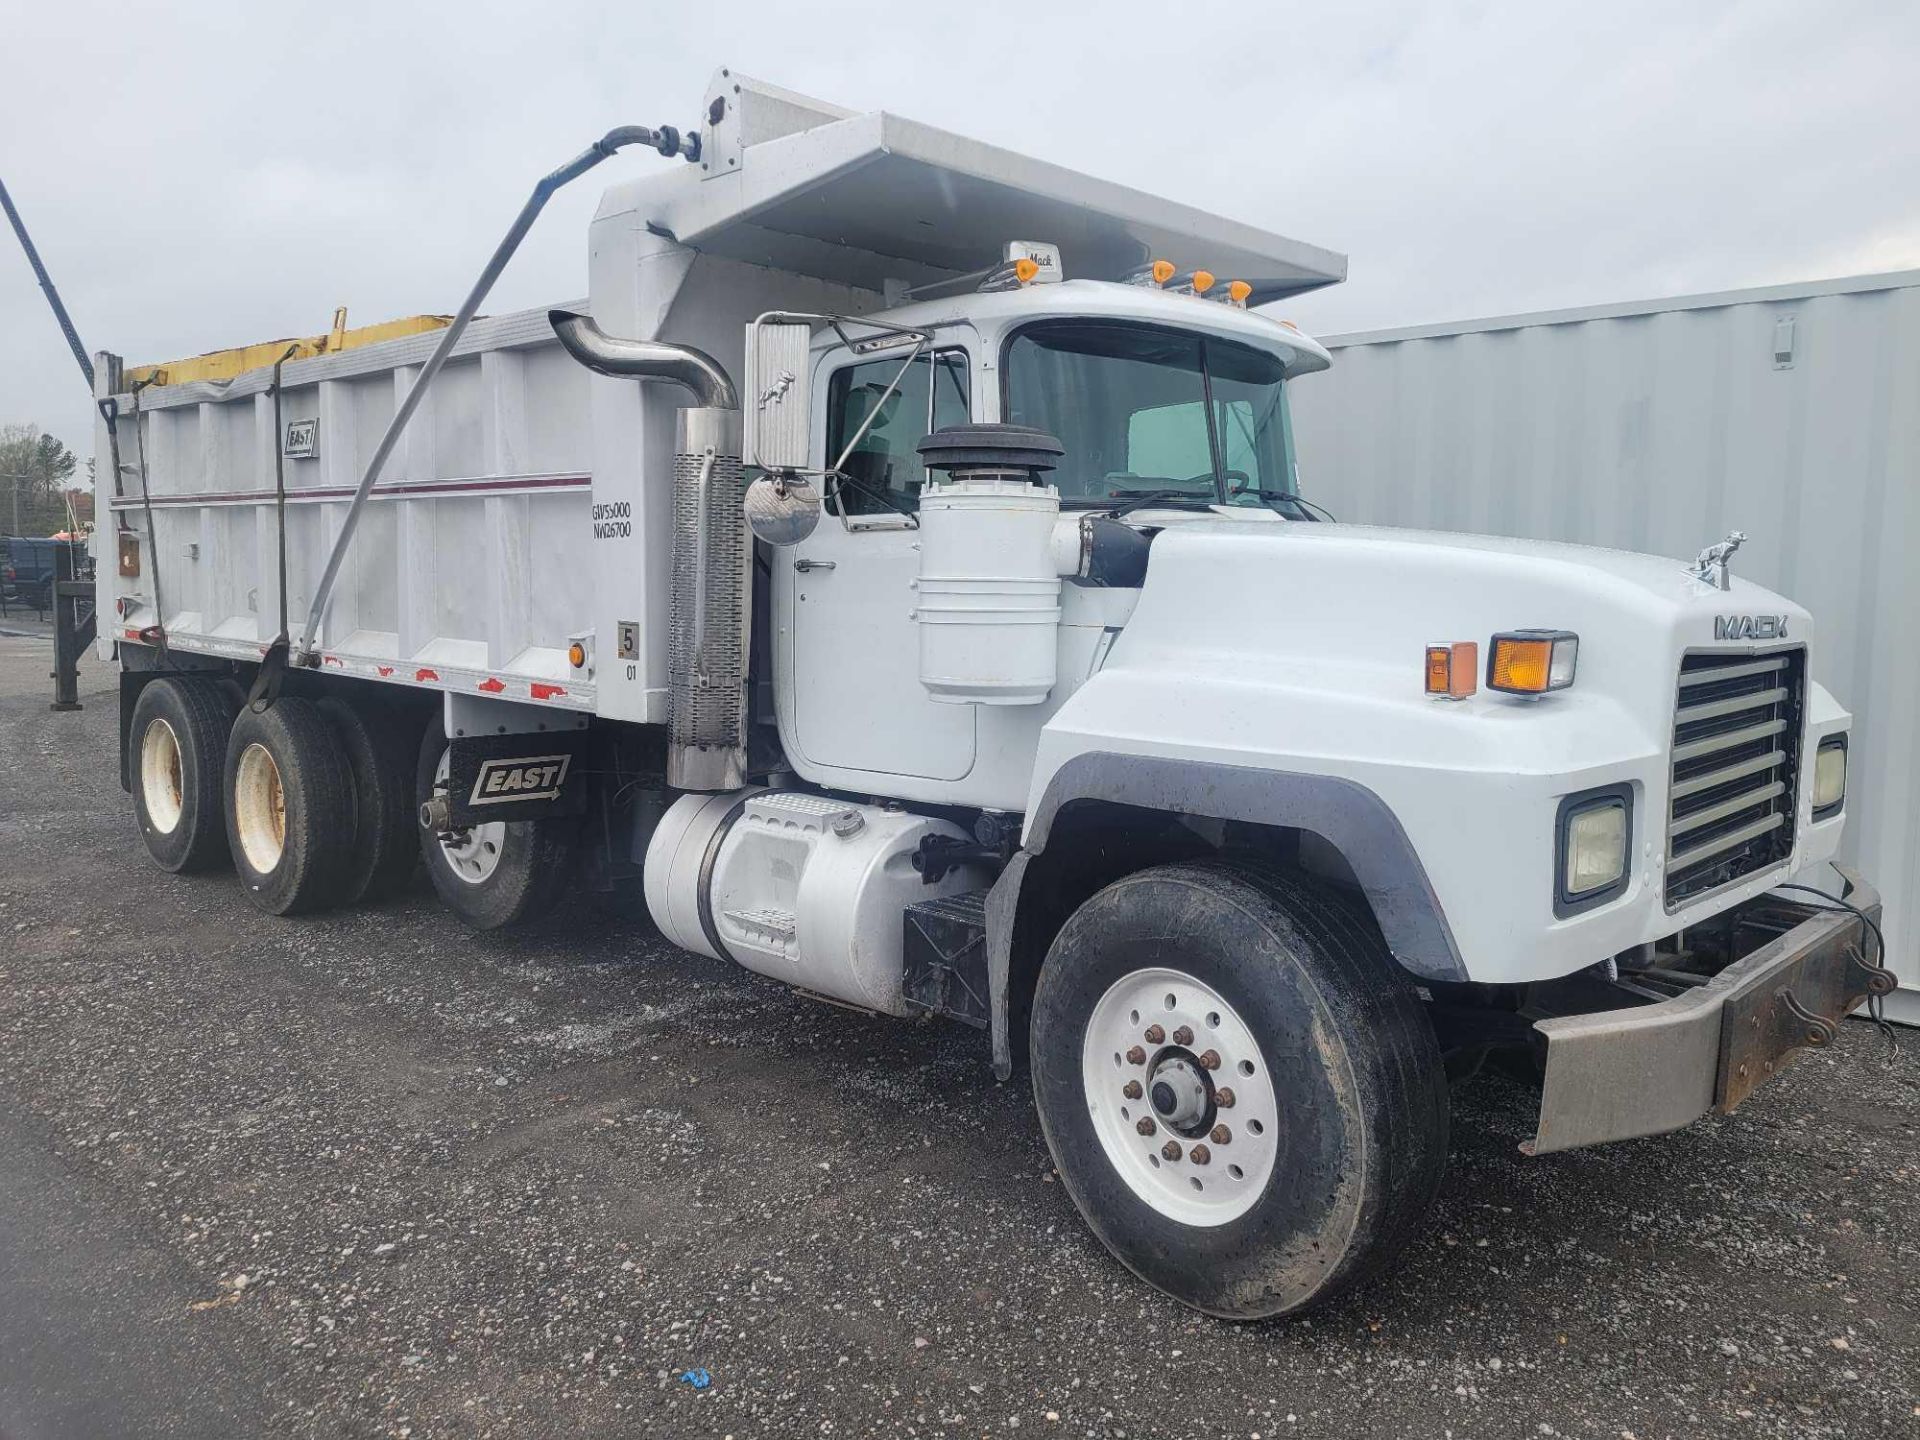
1125,259 -> 1178,287
1190,270 -> 1216,295
1225,280 -> 1252,307
568,641 -> 587,669
1488,630 -> 1579,695
1013,256 -> 1040,285
1424,640 -> 1479,700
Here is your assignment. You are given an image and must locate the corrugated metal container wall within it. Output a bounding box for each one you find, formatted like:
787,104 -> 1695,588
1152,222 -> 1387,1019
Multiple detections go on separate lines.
1288,270 -> 1920,1020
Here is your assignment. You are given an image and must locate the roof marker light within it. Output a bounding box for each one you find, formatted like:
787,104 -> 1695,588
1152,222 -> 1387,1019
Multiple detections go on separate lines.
1190,270 -> 1216,295
1225,280 -> 1252,307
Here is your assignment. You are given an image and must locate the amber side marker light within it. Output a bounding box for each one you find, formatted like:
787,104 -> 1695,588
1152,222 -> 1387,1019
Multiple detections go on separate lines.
567,641 -> 587,669
1424,641 -> 1479,699
1488,630 -> 1578,695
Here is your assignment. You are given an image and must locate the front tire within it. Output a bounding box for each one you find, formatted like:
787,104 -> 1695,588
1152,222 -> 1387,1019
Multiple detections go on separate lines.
1031,861 -> 1449,1320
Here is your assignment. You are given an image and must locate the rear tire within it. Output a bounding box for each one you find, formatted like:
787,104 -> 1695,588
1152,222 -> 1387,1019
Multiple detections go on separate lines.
223,697 -> 356,915
129,677 -> 234,873
415,716 -> 577,930
1030,860 -> 1449,1320
318,695 -> 421,904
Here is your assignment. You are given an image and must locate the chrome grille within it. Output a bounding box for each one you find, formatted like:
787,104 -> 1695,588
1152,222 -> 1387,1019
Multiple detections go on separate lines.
1665,649 -> 1804,908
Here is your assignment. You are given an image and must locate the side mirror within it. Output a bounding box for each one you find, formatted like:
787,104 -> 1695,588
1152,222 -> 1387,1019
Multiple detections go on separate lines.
743,472 -> 822,546
744,318 -> 814,472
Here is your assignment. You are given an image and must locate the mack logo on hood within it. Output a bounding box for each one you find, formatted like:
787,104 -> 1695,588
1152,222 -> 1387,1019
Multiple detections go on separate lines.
1714,614 -> 1788,641
469,755 -> 571,805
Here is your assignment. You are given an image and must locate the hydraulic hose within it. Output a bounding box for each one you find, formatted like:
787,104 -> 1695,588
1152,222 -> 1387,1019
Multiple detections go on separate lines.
295,123 -> 697,665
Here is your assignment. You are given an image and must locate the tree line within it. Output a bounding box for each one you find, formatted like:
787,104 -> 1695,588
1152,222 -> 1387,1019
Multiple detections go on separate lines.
1,423 -> 83,537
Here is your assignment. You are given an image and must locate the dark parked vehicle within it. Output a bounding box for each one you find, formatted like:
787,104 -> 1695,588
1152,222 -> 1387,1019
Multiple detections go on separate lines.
2,536 -> 91,612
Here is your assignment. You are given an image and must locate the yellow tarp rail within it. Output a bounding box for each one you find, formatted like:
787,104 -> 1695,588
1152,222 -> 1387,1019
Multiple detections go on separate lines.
124,308 -> 451,388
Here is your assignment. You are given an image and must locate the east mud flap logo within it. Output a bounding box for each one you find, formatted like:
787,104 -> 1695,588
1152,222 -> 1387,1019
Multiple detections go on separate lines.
1714,614 -> 1789,641
468,755 -> 572,807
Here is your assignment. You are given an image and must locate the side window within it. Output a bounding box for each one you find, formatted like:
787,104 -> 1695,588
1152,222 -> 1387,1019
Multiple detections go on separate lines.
825,350 -> 970,516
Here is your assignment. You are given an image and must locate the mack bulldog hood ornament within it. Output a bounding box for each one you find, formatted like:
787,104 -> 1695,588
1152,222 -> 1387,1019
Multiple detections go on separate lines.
1688,530 -> 1748,590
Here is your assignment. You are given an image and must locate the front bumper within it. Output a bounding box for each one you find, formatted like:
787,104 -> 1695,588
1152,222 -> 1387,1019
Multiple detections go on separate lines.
1526,867 -> 1892,1155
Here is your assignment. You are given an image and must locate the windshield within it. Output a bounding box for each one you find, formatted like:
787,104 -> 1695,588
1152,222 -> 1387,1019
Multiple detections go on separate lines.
1001,321 -> 1297,507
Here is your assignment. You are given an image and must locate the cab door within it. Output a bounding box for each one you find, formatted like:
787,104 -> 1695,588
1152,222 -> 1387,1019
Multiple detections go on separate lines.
780,342 -> 975,782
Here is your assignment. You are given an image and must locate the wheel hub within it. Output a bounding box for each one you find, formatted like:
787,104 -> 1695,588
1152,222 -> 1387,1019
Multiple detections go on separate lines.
139,718 -> 185,835
432,751 -> 506,886
1147,1055 -> 1211,1131
1080,966 -> 1281,1227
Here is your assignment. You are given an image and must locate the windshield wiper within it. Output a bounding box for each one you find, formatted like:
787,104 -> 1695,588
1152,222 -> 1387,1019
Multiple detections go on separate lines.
1230,485 -> 1338,523
1104,488 -> 1219,519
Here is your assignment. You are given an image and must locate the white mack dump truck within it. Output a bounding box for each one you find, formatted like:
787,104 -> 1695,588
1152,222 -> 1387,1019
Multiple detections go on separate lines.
92,71 -> 1894,1319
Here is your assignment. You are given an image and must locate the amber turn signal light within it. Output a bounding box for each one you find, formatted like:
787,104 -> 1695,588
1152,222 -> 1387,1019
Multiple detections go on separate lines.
1424,641 -> 1479,700
1488,630 -> 1578,695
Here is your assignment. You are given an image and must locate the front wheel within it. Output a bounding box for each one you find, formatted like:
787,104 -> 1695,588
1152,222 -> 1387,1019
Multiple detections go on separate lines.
1030,861 -> 1449,1320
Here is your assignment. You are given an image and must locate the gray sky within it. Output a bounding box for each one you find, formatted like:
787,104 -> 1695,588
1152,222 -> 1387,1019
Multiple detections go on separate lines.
4,0 -> 1917,465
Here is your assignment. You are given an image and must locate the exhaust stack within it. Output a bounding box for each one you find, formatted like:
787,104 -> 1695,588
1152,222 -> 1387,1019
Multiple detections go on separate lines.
550,312 -> 748,792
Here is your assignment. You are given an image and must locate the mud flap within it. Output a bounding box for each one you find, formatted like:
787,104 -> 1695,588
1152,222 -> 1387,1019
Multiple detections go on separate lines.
444,731 -> 590,827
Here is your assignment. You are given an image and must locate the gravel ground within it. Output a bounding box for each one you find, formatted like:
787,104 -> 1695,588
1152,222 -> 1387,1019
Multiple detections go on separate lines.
1,631 -> 1916,1439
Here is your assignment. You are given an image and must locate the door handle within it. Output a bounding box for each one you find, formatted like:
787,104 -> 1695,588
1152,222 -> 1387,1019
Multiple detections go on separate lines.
793,558 -> 836,572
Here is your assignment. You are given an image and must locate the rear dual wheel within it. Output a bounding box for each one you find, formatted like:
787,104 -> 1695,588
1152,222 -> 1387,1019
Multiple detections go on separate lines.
1031,861 -> 1450,1320
130,677 -> 235,872
224,699 -> 355,915
415,716 -> 576,930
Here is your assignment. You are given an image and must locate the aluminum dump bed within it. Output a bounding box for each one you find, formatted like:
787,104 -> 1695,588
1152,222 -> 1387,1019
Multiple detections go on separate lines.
95,305 -> 598,708
94,69 -> 1345,721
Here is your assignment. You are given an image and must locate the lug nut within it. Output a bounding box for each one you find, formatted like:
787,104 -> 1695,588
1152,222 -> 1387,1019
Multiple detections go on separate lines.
1210,1124 -> 1232,1145
1125,1045 -> 1147,1066
1172,1025 -> 1194,1046
1143,1024 -> 1165,1044
1198,1049 -> 1221,1070
1122,1080 -> 1143,1100
1161,1140 -> 1183,1162
1189,1144 -> 1212,1165
1214,1087 -> 1235,1108
1136,1116 -> 1156,1136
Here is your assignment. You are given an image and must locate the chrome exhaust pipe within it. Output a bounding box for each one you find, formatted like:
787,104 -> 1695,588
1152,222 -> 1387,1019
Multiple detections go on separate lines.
548,311 -> 738,409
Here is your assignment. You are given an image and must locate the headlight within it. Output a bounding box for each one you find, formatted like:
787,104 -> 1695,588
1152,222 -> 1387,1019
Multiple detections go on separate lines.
1813,735 -> 1847,817
1557,786 -> 1632,914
